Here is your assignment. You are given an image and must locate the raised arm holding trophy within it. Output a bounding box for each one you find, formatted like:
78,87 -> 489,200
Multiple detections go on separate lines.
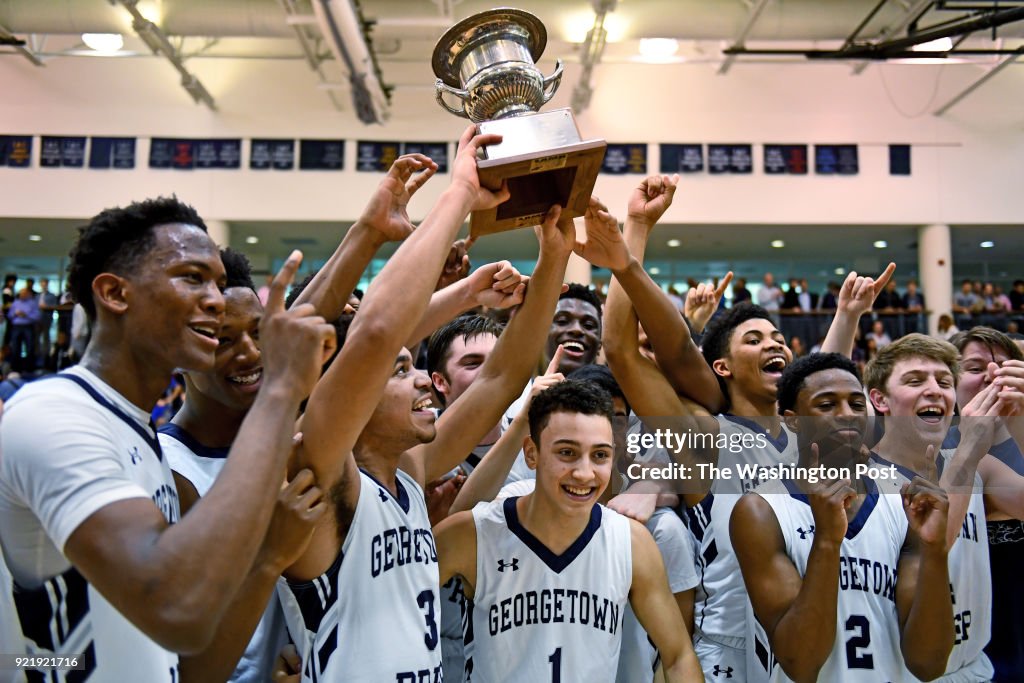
433,7 -> 608,236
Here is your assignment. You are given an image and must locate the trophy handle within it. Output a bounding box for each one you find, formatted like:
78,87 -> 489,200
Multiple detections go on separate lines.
435,79 -> 471,119
540,60 -> 563,105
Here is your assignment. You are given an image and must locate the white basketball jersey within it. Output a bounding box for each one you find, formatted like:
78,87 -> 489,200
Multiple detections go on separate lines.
684,415 -> 798,642
159,424 -> 289,683
465,497 -> 633,683
757,478 -> 908,683
278,469 -> 442,683
870,451 -> 994,682
3,372 -> 180,682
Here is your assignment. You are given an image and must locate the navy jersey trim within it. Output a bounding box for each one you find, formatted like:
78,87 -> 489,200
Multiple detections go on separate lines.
283,548 -> 345,634
722,413 -> 789,452
47,373 -> 162,459
359,468 -> 411,514
782,477 -> 880,539
157,423 -> 229,460
502,496 -> 602,574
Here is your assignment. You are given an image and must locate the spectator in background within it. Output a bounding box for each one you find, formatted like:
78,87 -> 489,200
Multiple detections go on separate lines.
6,288 -> 40,373
789,335 -> 807,358
818,281 -> 841,310
903,279 -> 925,311
1010,280 -> 1024,312
731,276 -> 751,305
1,273 -> 16,349
954,279 -> 981,322
256,273 -> 273,306
994,285 -> 1013,315
35,278 -> 58,366
935,313 -> 959,341
874,278 -> 903,310
756,272 -> 782,313
797,278 -> 818,311
866,319 -> 892,349
782,277 -> 801,310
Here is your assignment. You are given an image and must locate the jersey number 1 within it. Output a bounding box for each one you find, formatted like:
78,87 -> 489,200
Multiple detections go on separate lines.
549,647 -> 562,682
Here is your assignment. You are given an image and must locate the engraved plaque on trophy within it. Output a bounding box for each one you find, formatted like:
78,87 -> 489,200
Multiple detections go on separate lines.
433,8 -> 607,237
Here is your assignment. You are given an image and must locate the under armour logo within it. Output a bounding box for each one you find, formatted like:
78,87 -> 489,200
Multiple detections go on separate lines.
128,447 -> 142,465
712,665 -> 734,678
797,526 -> 815,539
497,558 -> 519,572
378,488 -> 388,503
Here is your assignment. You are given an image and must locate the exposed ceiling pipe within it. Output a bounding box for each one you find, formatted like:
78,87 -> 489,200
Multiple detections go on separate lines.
313,0 -> 390,124
114,0 -> 216,110
851,0 -> 934,74
0,21 -> 42,65
277,0 -> 344,112
718,0 -> 772,75
571,0 -> 616,114
933,47 -> 1024,115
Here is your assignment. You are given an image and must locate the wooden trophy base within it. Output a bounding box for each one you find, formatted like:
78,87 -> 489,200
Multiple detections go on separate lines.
470,109 -> 607,238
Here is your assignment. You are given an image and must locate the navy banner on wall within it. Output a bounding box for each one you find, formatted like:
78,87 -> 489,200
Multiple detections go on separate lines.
815,145 -> 859,175
356,141 -> 401,172
601,143 -> 647,174
90,137 -> 136,169
194,139 -> 241,169
251,139 -> 295,170
708,144 -> 752,174
889,144 -> 911,175
40,136 -> 86,168
300,139 -> 345,170
764,144 -> 808,175
0,136 -> 33,167
660,144 -> 704,173
403,142 -> 448,173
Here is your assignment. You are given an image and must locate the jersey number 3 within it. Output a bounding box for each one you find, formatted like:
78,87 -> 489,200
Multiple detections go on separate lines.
417,589 -> 438,651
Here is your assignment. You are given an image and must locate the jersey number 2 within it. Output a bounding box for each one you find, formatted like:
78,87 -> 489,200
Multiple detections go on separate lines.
549,647 -> 562,682
844,614 -> 874,669
417,589 -> 438,651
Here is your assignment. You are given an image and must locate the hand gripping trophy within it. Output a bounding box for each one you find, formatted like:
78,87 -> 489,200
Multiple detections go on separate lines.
433,7 -> 607,236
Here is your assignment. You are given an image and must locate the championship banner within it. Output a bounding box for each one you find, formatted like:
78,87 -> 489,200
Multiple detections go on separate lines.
300,139 -> 345,170
0,135 -> 32,167
356,141 -> 401,172
251,139 -> 295,170
40,136 -> 86,168
708,144 -> 752,174
601,143 -> 647,174
89,137 -> 136,169
402,142 -> 449,173
764,144 -> 808,175
660,144 -> 704,173
889,144 -> 911,175
815,144 -> 859,175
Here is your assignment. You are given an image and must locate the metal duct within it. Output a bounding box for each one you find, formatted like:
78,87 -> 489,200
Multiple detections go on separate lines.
313,0 -> 390,124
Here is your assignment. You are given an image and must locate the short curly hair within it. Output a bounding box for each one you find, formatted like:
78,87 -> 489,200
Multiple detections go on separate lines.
68,197 -> 207,320
528,378 -> 614,445
220,248 -> 256,292
560,283 -> 603,317
776,353 -> 861,415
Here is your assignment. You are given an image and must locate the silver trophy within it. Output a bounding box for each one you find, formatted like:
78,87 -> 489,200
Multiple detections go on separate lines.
433,8 -> 607,236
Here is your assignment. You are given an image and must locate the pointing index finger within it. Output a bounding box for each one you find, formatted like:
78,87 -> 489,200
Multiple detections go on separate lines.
716,272 -> 734,298
874,262 -> 896,293
267,250 -> 302,314
546,345 -> 565,375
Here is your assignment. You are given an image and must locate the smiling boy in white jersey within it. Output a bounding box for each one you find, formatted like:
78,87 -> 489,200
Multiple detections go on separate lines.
0,198 -> 335,682
732,352 -> 955,682
276,125 -> 590,683
865,334 -> 1024,682
434,379 -> 702,682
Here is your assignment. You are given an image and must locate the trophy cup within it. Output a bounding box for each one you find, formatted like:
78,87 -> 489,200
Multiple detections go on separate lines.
433,8 -> 607,237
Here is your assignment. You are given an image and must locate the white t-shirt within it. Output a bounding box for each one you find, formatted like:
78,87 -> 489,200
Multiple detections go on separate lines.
0,366 -> 180,681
